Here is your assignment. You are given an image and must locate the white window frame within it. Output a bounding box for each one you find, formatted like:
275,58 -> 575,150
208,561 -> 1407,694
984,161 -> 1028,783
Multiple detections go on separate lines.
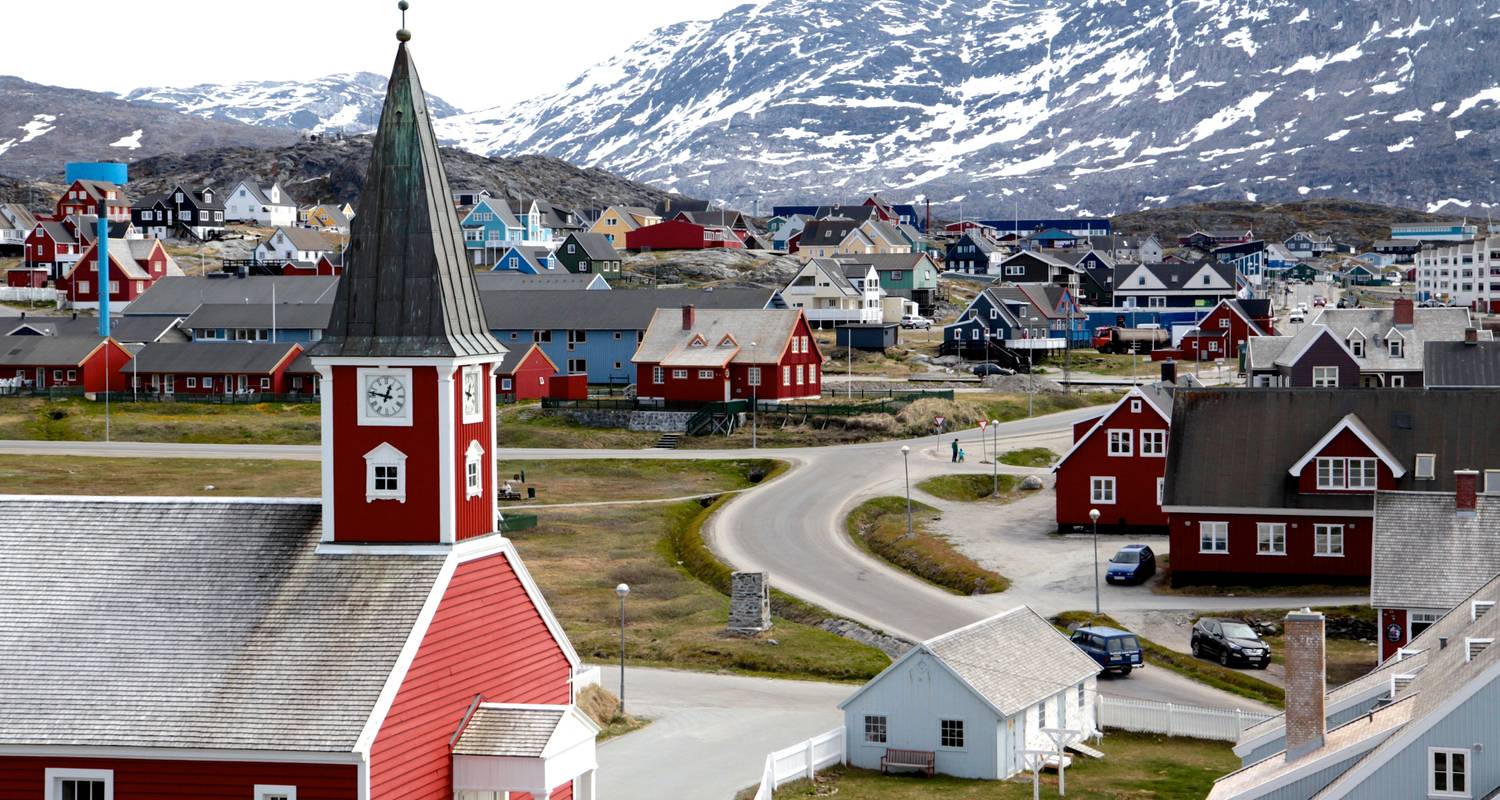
1107,429 -> 1133,456
1314,524 -> 1344,557
365,443 -> 408,503
1140,429 -> 1167,457
1312,366 -> 1339,387
44,769 -> 113,800
356,367 -> 414,427
782,365 -> 791,386
185,376 -> 197,389
747,366 -> 761,387
254,787 -> 297,800
698,369 -> 716,380
1316,457 -> 1346,489
1391,374 -> 1406,387
1090,476 -> 1116,505
1347,457 -> 1378,489
464,440 -> 484,499
863,714 -> 887,745
1257,522 -> 1287,555
1130,399 -> 1141,413
672,369 -> 688,380
1428,747 -> 1470,798
461,365 -> 484,423
1483,470 -> 1500,494
1156,477 -> 1164,505
1199,521 -> 1228,554
1416,453 -> 1436,480
652,366 -> 664,384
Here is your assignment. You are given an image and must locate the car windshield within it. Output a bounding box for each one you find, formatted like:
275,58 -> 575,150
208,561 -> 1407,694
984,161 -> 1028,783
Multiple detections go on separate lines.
1106,636 -> 1140,652
1111,551 -> 1139,564
1221,623 -> 1257,640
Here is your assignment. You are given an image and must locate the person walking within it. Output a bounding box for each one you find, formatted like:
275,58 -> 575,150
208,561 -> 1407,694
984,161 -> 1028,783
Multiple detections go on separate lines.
951,438 -> 959,462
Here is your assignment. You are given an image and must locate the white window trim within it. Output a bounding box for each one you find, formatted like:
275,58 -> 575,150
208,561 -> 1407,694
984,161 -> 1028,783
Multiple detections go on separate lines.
1107,429 -> 1133,456
461,364 -> 484,423
44,769 -> 114,800
1416,453 -> 1436,480
1314,523 -> 1345,557
464,440 -> 484,499
1257,522 -> 1287,556
1140,429 -> 1167,457
356,367 -> 414,427
365,443 -> 408,503
1428,746 -> 1471,798
1090,476 -> 1116,505
938,718 -> 967,751
1199,521 -> 1229,554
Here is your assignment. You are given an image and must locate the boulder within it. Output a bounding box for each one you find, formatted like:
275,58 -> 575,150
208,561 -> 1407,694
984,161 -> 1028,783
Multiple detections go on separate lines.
1019,475 -> 1044,490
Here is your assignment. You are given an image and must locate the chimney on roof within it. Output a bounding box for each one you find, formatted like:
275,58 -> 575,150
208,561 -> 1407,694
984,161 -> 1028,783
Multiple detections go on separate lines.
1161,359 -> 1177,385
1456,469 -> 1479,517
1393,298 -> 1415,325
681,304 -> 696,331
1283,608 -> 1327,763
1465,327 -> 1480,345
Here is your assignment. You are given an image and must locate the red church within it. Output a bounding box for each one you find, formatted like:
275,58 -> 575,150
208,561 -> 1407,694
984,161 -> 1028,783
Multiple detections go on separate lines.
632,305 -> 824,404
0,30 -> 598,800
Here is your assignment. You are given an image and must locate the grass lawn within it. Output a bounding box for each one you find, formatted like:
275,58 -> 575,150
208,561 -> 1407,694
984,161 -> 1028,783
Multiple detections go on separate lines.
748,733 -> 1236,800
0,455 -> 319,497
1065,352 -> 1162,378
1054,611 -> 1284,709
846,496 -> 1009,595
916,473 -> 1022,502
0,397 -> 321,444
998,447 -> 1056,468
504,458 -> 774,505
497,406 -> 660,450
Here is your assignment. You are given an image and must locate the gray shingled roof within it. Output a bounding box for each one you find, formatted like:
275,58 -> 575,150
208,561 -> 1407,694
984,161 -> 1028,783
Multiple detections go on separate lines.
568,232 -> 620,261
1113,260 -> 1233,292
474,271 -> 603,291
0,498 -> 443,751
0,337 -> 108,366
1372,493 -> 1500,610
126,276 -> 340,317
262,227 -> 341,253
132,341 -> 301,373
632,307 -> 805,367
7,315 -> 180,344
1423,340 -> 1500,387
1309,306 -> 1470,372
184,303 -> 332,331
1246,334 -> 1293,371
923,606 -> 1101,716
480,287 -> 776,331
453,706 -> 565,757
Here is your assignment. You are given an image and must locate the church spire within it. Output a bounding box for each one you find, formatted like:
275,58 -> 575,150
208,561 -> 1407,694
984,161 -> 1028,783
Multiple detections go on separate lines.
311,4 -> 500,359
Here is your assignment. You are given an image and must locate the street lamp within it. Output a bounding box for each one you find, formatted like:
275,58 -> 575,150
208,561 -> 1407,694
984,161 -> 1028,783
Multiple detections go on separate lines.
1089,509 -> 1101,615
615,583 -> 630,717
749,341 -> 758,449
901,445 -> 913,537
990,419 -> 1000,496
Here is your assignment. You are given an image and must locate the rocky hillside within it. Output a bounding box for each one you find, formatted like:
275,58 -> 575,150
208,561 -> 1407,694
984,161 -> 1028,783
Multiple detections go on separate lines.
1113,199 -> 1464,250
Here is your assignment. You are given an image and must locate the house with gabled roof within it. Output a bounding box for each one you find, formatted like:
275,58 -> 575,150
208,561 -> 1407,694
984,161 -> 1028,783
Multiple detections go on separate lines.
1309,300 -> 1471,387
834,253 -> 939,313
1153,298 -> 1275,363
488,244 -> 553,274
941,285 -> 1059,366
54,178 -> 130,222
1178,229 -> 1253,249
796,217 -> 867,261
1054,378 -> 1181,532
590,205 -> 659,247
838,606 -> 1101,780
132,184 -> 225,240
302,203 -> 352,234
1246,324 -> 1361,388
0,203 -> 38,254
224,179 -> 298,227
781,257 -> 884,326
1284,231 -> 1334,258
1112,261 -> 1236,309
944,231 -> 1004,275
56,238 -> 182,311
254,226 -> 343,264
459,197 -> 524,265
0,335 -> 132,392
553,232 -> 622,277
632,306 -> 822,404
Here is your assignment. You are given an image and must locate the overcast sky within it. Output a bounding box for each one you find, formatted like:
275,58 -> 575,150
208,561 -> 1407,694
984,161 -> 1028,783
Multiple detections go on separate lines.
0,0 -> 752,112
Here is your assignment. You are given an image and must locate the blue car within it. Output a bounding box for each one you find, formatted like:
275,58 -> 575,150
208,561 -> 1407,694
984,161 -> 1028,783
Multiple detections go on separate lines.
1070,626 -> 1145,675
1105,544 -> 1157,585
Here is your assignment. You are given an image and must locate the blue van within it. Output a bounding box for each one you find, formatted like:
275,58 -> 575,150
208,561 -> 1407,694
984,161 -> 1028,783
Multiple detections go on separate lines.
1070,626 -> 1145,675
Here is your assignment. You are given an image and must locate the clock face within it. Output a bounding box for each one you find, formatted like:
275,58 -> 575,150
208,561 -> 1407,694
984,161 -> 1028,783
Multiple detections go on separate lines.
462,367 -> 482,420
365,374 -> 408,418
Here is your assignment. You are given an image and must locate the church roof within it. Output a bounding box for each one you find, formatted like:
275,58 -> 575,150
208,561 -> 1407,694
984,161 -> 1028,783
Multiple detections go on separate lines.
311,42 -> 501,359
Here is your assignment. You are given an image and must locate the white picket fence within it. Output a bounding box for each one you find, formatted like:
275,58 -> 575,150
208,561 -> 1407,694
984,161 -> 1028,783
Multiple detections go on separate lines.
0,287 -> 56,303
1098,697 -> 1273,742
752,727 -> 844,800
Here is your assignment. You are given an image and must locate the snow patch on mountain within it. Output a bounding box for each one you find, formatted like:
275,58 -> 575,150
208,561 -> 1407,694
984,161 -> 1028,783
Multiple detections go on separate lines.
110,129 -> 143,149
124,73 -> 463,134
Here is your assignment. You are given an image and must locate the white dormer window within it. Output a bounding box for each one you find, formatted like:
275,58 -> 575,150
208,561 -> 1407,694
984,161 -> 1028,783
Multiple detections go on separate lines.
464,440 -> 484,499
1389,338 -> 1403,358
1415,453 -> 1436,480
365,443 -> 407,503
1348,336 -> 1365,358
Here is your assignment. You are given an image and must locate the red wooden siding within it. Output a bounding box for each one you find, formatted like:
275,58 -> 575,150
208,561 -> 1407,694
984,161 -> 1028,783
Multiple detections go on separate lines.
500,348 -> 556,401
1054,395 -> 1169,531
369,551 -> 574,799
636,316 -> 825,404
0,755 -> 356,800
331,364 -> 443,543
453,364 -> 495,541
1167,512 -> 1372,582
1293,428 -> 1399,495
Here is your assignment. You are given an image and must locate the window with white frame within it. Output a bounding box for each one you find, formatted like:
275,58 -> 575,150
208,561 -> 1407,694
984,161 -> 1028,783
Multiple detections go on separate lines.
1347,458 -> 1378,489
364,443 -> 407,503
672,369 -> 688,380
45,769 -> 112,800
1484,470 -> 1500,494
1313,366 -> 1339,387
652,366 -> 664,384
1076,682 -> 1085,710
1316,457 -> 1347,489
864,715 -> 887,744
1314,524 -> 1344,556
1037,701 -> 1047,728
465,440 -> 484,498
1108,429 -> 1133,456
1090,476 -> 1116,504
1348,336 -> 1365,358
186,377 -> 197,389
809,364 -> 818,383
1199,521 -> 1228,553
698,369 -> 715,380
1130,399 -> 1141,413
1416,453 -> 1436,479
747,367 -> 761,387
1389,337 -> 1403,358
940,719 -> 964,748
796,364 -> 805,385
1429,747 -> 1469,797
782,365 -> 791,385
1391,374 -> 1406,387
1156,477 -> 1164,505
1140,430 -> 1166,456
1257,522 -> 1286,555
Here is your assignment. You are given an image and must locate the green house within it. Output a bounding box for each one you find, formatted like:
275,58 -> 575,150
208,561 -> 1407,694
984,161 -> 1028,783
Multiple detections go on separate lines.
835,253 -> 941,314
554,232 -> 623,277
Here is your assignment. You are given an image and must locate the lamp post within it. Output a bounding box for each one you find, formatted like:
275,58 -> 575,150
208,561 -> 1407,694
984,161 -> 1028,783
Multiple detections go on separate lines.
1089,509 -> 1101,615
900,445 -> 913,538
990,419 -> 1000,496
615,583 -> 630,717
749,341 -> 758,449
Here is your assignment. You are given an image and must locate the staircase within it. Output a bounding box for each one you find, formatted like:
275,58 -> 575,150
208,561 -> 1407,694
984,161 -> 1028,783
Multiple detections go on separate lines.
653,432 -> 682,449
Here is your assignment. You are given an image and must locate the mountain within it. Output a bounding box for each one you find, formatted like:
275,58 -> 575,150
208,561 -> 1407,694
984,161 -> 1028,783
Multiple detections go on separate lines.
439,0 -> 1500,217
124,72 -> 464,135
0,76 -> 297,180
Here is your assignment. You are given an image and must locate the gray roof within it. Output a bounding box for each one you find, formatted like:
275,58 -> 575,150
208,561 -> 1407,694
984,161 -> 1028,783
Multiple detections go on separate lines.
7,315 -> 180,344
1423,340 -> 1500,387
800,258 -> 858,296
126,276 -> 340,317
0,202 -> 38,231
311,44 -> 502,359
802,217 -> 861,246
453,706 -> 565,757
1164,389 -> 1500,511
465,198 -> 521,230
567,232 -> 620,261
1309,306 -> 1471,372
1372,492 -> 1500,610
132,341 -> 301,374
184,303 -> 332,331
923,606 -> 1101,716
833,252 -> 935,272
474,271 -> 606,291
633,308 -> 805,367
236,180 -> 296,208
813,204 -> 878,222
1113,260 -> 1233,292
262,227 -> 340,253
1245,334 -> 1294,371
481,287 -> 777,331
0,498 -> 443,751
0,336 -> 110,366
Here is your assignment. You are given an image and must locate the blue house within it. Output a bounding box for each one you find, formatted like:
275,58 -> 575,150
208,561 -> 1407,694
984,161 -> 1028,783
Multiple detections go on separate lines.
459,198 -> 523,266
181,302 -> 331,346
489,244 -> 553,274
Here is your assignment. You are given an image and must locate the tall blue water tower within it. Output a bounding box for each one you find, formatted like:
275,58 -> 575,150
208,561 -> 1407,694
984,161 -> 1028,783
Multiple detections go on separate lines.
64,162 -> 129,336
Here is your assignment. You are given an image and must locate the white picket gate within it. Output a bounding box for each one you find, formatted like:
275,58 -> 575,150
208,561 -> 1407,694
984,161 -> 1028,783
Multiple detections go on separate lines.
752,727 -> 844,800
1098,696 -> 1273,742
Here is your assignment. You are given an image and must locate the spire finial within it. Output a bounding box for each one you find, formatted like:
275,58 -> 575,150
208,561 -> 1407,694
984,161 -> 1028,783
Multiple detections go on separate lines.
396,0 -> 411,42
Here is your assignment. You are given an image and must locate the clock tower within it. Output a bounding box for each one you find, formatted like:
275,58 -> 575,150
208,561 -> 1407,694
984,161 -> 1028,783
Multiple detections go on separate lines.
308,37 -> 506,545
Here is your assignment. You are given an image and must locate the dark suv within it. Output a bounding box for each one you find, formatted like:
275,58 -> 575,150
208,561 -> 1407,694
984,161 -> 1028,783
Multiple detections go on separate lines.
1070,626 -> 1144,675
1191,618 -> 1271,668
1105,544 -> 1157,585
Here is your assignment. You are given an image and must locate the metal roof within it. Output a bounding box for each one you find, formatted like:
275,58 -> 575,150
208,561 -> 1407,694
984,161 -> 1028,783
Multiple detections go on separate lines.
480,287 -> 776,331
1423,340 -> 1500,387
0,337 -> 108,366
184,303 -> 333,331
132,341 -> 302,373
125,276 -> 340,317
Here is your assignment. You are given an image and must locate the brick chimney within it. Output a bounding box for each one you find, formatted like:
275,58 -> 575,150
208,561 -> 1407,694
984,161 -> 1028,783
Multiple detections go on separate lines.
1393,298 -> 1414,325
1465,327 -> 1480,345
1283,609 -> 1326,762
681,304 -> 696,331
1161,359 -> 1177,385
1456,469 -> 1479,517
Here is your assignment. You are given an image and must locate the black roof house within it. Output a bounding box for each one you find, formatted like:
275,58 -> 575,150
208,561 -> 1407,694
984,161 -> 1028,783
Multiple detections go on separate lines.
310,42 -> 500,360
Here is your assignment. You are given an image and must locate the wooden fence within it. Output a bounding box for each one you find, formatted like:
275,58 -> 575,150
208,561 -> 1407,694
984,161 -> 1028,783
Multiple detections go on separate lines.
1098,697 -> 1273,742
752,727 -> 844,800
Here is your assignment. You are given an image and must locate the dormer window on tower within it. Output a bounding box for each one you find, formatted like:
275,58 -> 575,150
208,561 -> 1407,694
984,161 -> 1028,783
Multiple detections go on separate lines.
365,443 -> 407,503
465,440 -> 484,498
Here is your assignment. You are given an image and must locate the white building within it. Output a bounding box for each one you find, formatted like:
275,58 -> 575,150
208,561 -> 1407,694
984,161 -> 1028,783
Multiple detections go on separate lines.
1413,234 -> 1500,311
839,606 -> 1101,781
781,257 -> 884,326
224,180 -> 299,227
254,226 -> 341,264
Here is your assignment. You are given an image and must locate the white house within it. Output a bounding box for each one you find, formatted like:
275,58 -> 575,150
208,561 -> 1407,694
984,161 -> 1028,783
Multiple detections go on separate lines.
254,226 -> 341,263
781,257 -> 884,326
839,606 -> 1101,781
224,180 -> 298,227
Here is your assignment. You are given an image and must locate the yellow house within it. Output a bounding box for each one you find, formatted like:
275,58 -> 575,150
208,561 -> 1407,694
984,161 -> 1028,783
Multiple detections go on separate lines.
860,219 -> 912,255
303,204 -> 352,233
591,206 -> 660,247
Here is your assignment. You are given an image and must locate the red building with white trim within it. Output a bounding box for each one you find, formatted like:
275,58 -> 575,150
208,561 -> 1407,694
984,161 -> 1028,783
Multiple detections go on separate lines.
56,239 -> 178,310
54,179 -> 131,222
1053,380 -> 1178,532
0,336 -> 132,393
129,341 -> 304,396
497,343 -> 559,401
1151,298 -> 1274,363
625,218 -> 744,251
632,305 -> 823,404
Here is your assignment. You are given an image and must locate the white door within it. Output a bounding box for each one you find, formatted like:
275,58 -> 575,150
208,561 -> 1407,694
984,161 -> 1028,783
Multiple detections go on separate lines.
237,374 -> 248,393
164,375 -> 174,395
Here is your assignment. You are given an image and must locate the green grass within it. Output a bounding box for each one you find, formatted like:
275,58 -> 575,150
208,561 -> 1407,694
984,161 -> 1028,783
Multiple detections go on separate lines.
497,406 -> 660,449
999,447 -> 1056,468
503,458 -> 773,504
973,391 -> 1124,425
916,473 -> 1021,502
1065,352 -> 1163,377
846,496 -> 1009,595
743,733 -> 1236,800
1200,605 -> 1377,686
0,397 -> 321,444
1054,611 -> 1285,709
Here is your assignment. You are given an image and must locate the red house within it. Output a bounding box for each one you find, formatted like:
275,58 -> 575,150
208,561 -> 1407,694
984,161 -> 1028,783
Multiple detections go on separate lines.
56,239 -> 177,310
625,218 -> 744,251
54,179 -> 131,222
24,220 -> 84,277
1151,298 -> 1274,363
280,253 -> 344,276
498,343 -> 559,401
0,336 -> 131,393
1053,380 -> 1177,532
130,341 -> 304,396
1162,389 -> 1500,586
0,37 -> 598,800
6,266 -> 48,287
633,305 -> 823,404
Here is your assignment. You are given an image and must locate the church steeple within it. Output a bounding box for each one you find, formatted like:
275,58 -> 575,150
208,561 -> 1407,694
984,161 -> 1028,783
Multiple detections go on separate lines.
311,20 -> 501,359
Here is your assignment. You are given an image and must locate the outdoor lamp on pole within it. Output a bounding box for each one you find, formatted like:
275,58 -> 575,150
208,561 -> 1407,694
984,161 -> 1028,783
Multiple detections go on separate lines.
990,419 -> 1000,496
1089,509 -> 1101,615
615,582 -> 630,717
901,445 -> 913,538
749,341 -> 758,449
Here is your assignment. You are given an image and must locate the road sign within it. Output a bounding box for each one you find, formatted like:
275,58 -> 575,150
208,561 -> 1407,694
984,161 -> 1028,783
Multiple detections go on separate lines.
978,420 -> 988,431
935,416 -> 945,427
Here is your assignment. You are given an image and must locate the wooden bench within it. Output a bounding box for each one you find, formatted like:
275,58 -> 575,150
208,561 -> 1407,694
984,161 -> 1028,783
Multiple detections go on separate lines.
880,748 -> 935,776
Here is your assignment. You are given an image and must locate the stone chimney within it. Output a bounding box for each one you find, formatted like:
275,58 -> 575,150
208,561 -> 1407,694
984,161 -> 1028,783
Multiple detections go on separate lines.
681,304 -> 696,331
1161,359 -> 1177,385
1456,469 -> 1479,517
1465,327 -> 1480,345
1393,298 -> 1415,325
1283,608 -> 1326,762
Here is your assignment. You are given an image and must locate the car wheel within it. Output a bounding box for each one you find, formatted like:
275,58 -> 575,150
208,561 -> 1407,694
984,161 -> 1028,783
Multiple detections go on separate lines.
1219,649 -> 1231,667
1191,641 -> 1201,658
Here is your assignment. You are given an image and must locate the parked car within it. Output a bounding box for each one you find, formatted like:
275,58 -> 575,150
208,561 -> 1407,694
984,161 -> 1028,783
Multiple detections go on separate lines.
1070,626 -> 1144,675
1288,311 -> 1306,324
1104,544 -> 1157,585
1190,618 -> 1271,668
971,362 -> 1015,376
900,314 -> 933,329
1295,302 -> 1309,314
1313,295 -> 1327,307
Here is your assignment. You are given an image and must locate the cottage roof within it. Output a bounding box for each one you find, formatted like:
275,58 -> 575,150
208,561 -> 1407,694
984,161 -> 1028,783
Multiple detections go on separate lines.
38,220 -> 76,245
861,219 -> 906,247
7,315 -> 178,344
1114,261 -> 1233,292
496,342 -> 556,375
474,271 -> 604,291
813,204 -> 878,222
802,217 -> 861,246
132,341 -> 301,373
1372,493 -> 1500,611
0,203 -> 38,231
127,276 -> 339,318
236,180 -> 296,208
567,232 -> 620,261
1246,333 -> 1294,370
989,283 -> 1076,320
468,198 -> 521,230
833,253 -> 934,272
633,307 -> 807,368
262,226 -> 341,254
480,287 -> 776,332
0,336 -> 110,367
0,498 -> 442,751
454,706 -> 566,757
1310,306 -> 1470,372
1423,340 -> 1500,387
183,302 -> 332,331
